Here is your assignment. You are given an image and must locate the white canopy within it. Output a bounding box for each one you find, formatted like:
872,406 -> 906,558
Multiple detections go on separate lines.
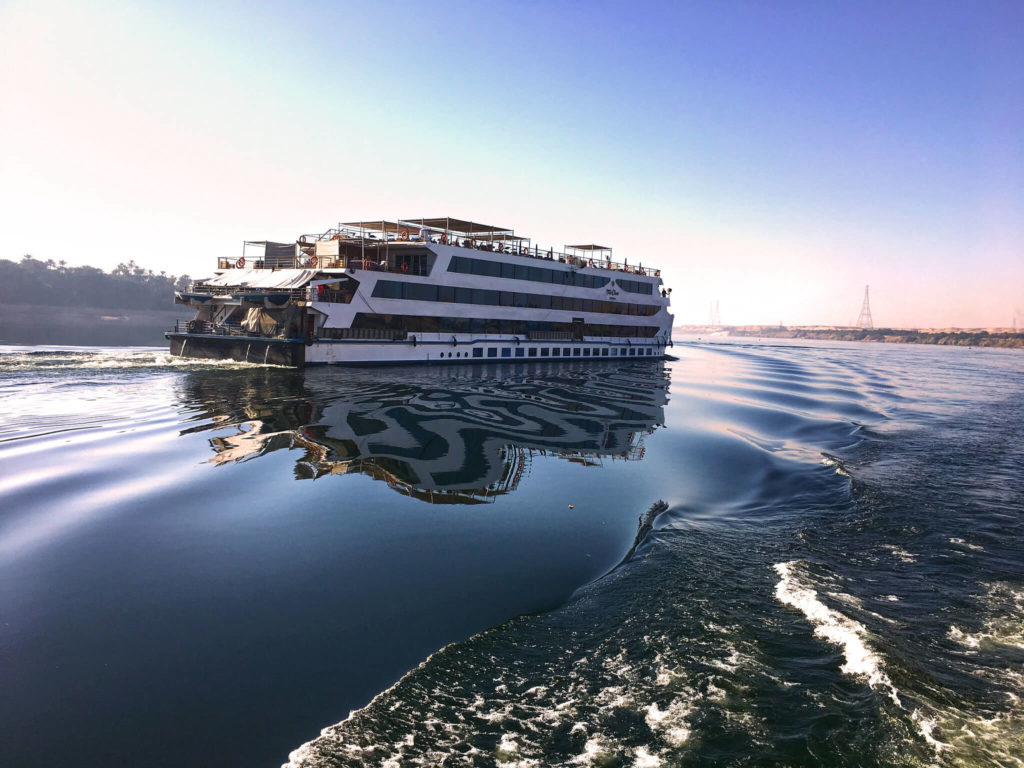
203,269 -> 316,290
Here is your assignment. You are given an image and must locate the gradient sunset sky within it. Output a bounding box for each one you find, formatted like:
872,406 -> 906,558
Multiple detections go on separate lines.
2,0 -> 1022,327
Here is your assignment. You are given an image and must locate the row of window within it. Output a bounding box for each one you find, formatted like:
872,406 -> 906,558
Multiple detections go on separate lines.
615,278 -> 655,296
448,255 -> 611,288
350,313 -> 661,337
458,346 -> 659,359
371,280 -> 660,316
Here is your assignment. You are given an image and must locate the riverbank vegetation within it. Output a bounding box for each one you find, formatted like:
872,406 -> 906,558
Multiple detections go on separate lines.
0,255 -> 192,345
0,254 -> 190,310
727,326 -> 1024,349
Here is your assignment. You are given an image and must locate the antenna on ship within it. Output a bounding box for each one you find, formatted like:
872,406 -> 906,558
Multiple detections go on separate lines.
856,285 -> 874,329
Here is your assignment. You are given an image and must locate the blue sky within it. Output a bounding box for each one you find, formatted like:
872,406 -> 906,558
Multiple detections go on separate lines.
2,0 -> 1021,327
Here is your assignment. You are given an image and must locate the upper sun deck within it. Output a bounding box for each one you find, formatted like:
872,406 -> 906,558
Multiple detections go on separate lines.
216,217 -> 663,280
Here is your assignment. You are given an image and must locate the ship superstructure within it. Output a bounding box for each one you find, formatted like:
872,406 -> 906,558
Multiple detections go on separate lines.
168,217 -> 674,366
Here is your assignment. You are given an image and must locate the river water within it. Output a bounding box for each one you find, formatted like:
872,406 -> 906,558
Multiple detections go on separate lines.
0,340 -> 1021,768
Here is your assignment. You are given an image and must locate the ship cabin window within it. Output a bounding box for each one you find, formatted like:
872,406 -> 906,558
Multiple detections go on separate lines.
616,278 -> 655,296
583,348 -> 591,356
449,255 -> 610,289
591,348 -> 599,356
501,348 -> 511,358
528,348 -> 537,357
487,348 -> 497,357
541,348 -> 549,357
473,348 -> 483,358
515,348 -> 525,357
573,348 -> 581,356
629,348 -> 637,356
563,347 -> 571,356
371,280 -> 658,317
552,348 -> 560,356
601,348 -> 609,356
386,248 -> 433,277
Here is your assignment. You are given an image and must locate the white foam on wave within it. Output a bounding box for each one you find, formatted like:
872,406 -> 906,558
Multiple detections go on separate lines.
821,455 -> 851,477
773,561 -> 900,704
948,583 -> 1024,651
949,537 -> 984,552
2,349 -> 291,371
633,746 -> 662,767
771,561 -> 1024,762
879,544 -> 918,563
495,732 -> 525,765
645,701 -> 691,747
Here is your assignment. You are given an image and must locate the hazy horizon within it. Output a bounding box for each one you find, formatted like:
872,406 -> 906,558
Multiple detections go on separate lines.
3,0 -> 1022,328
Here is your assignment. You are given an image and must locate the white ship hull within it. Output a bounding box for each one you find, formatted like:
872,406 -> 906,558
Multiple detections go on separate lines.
304,335 -> 667,366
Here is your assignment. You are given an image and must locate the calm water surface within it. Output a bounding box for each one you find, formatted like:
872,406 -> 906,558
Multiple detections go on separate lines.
0,340 -> 1021,768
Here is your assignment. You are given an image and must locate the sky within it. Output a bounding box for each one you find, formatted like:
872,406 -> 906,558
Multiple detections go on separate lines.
2,0 -> 1022,328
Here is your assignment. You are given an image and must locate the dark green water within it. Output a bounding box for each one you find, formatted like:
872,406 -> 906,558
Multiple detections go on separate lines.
0,341 -> 1021,767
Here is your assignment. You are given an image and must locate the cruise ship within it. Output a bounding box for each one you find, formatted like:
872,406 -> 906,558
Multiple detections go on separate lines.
167,217 -> 674,366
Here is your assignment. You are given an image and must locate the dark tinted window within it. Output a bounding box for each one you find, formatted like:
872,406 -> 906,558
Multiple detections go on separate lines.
616,278 -> 654,295
373,280 -> 655,316
350,313 -> 660,338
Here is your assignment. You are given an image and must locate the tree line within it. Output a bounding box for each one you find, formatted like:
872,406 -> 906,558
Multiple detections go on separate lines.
0,255 -> 191,310
729,326 -> 1023,348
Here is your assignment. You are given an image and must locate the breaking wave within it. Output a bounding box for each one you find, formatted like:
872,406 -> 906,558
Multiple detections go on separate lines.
0,346 -> 289,370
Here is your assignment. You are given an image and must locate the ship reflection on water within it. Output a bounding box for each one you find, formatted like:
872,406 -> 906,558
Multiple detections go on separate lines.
178,361 -> 670,503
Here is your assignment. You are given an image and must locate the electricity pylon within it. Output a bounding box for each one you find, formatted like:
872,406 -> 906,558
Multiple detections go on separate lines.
709,300 -> 721,328
856,285 -> 873,329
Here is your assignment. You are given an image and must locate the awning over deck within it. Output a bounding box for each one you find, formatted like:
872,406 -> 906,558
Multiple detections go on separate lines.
340,221 -> 407,235
202,269 -> 316,289
399,217 -> 512,236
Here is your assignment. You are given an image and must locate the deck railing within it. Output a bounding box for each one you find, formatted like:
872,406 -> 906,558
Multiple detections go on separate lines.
214,226 -> 662,278
212,249 -> 659,277
186,285 -> 310,300
170,319 -> 292,339
314,233 -> 662,277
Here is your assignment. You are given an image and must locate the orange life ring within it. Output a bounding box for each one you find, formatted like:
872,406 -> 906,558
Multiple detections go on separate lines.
400,262 -> 408,273
309,255 -> 318,267
399,229 -> 409,241
236,256 -> 245,268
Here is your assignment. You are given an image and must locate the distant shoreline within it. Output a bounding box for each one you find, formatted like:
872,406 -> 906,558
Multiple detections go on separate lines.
675,326 -> 1024,349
